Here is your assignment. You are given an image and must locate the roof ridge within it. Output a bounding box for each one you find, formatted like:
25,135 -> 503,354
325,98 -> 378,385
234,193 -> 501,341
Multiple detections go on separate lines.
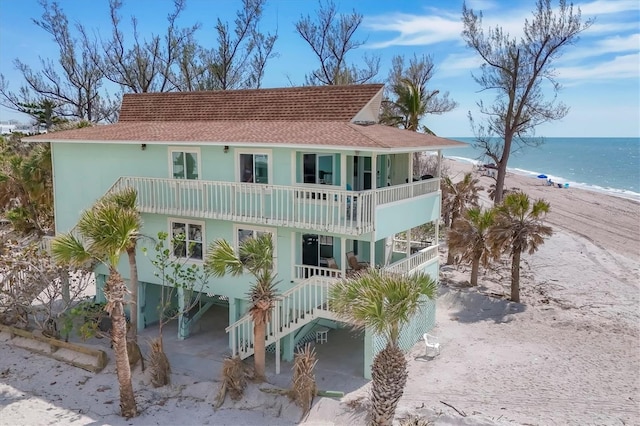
118,84 -> 384,122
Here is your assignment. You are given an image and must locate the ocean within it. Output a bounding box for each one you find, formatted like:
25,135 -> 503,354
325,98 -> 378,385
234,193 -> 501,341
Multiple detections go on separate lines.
442,137 -> 640,201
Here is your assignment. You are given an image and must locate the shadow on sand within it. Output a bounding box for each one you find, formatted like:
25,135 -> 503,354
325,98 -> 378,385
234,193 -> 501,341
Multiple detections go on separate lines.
438,284 -> 526,324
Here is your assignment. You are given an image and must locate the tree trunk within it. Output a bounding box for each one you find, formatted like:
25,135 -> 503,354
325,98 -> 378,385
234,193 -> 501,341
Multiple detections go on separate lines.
105,272 -> 137,418
510,250 -> 521,303
446,212 -> 459,265
368,343 -> 408,426
253,319 -> 266,381
494,133 -> 514,205
126,248 -> 138,341
470,256 -> 480,286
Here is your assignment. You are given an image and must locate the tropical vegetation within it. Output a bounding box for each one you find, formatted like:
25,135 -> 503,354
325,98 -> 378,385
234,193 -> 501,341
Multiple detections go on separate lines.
448,207 -> 496,286
462,0 -> 592,203
143,231 -> 210,387
0,135 -> 53,234
205,233 -> 278,380
329,269 -> 437,426
441,172 -> 482,264
488,192 -> 553,303
51,190 -> 141,418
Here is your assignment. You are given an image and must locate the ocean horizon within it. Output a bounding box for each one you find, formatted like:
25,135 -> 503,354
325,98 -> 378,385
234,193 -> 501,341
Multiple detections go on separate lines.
442,137 -> 640,202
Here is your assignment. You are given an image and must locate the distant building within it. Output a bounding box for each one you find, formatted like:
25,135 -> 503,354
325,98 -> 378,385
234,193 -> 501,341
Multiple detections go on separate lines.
0,122 -> 17,135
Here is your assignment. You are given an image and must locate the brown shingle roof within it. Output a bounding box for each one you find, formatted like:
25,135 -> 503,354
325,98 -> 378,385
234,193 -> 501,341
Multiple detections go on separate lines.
28,120 -> 467,150
118,84 -> 384,122
27,84 -> 467,150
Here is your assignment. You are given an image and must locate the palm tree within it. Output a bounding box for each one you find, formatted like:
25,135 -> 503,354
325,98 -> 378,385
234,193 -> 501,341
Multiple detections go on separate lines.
51,198 -> 140,418
205,233 -> 278,380
329,269 -> 437,426
488,192 -> 553,303
448,207 -> 496,286
101,188 -> 141,341
441,173 -> 482,264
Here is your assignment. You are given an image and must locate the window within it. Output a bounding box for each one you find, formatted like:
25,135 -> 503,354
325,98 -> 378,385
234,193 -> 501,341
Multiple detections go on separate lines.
237,227 -> 273,247
303,153 -> 334,184
319,235 -> 334,260
235,225 -> 276,264
170,148 -> 200,180
170,220 -> 204,261
239,153 -> 269,183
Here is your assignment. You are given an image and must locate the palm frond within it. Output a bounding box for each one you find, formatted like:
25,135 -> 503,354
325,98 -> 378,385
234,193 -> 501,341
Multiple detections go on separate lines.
238,233 -> 274,275
102,187 -> 137,210
329,269 -> 436,345
51,233 -> 93,267
205,239 -> 244,277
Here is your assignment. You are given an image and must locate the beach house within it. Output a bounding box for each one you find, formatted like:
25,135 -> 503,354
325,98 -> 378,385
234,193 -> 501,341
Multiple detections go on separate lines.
31,84 -> 465,377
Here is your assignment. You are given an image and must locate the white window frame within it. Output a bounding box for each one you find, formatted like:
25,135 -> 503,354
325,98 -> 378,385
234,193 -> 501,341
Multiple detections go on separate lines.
168,146 -> 201,180
301,152 -> 335,185
168,218 -> 205,262
235,148 -> 272,184
233,224 -> 277,269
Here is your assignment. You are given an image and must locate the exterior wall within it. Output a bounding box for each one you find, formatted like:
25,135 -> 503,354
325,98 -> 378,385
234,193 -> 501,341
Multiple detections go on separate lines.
126,213 -> 297,302
374,193 -> 440,240
51,142 -> 372,233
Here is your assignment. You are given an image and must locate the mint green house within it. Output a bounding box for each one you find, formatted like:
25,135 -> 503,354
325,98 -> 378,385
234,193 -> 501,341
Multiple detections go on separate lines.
33,84 -> 465,378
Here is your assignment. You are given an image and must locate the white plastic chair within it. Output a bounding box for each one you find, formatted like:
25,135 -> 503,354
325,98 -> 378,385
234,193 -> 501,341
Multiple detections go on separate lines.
423,333 -> 440,356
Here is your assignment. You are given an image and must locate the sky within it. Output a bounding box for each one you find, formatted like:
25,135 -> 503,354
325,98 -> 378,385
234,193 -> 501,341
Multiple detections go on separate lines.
0,0 -> 638,137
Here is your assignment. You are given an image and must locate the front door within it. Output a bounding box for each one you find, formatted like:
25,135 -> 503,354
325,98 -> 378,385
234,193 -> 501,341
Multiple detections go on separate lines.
302,234 -> 319,267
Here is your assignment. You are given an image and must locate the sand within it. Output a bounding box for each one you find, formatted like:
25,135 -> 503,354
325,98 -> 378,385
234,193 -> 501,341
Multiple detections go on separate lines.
1,159 -> 639,425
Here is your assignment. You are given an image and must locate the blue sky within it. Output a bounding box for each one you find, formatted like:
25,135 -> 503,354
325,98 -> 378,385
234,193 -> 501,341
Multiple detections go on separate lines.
0,0 -> 638,137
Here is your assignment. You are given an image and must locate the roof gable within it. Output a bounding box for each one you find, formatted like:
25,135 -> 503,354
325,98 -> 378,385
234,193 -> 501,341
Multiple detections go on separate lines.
118,84 -> 384,122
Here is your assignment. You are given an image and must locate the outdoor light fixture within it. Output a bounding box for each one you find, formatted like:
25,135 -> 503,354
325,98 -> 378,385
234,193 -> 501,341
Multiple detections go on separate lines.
141,144 -> 147,151
223,145 -> 229,153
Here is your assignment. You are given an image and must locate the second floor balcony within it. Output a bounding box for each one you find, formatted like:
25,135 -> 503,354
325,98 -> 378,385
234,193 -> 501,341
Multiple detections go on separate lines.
111,176 -> 440,236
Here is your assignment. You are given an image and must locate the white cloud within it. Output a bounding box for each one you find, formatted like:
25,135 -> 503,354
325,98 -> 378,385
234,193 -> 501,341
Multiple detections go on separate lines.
578,0 -> 640,16
364,13 -> 461,48
557,53 -> 640,82
439,53 -> 485,75
588,21 -> 640,34
561,33 -> 640,62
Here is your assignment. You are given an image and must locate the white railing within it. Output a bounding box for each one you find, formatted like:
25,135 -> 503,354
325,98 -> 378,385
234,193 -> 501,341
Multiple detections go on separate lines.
384,245 -> 439,275
292,264 -> 342,280
225,275 -> 339,360
107,177 -> 439,236
112,177 -> 372,235
226,313 -> 254,358
225,245 -> 440,360
392,238 -> 432,253
375,179 -> 440,205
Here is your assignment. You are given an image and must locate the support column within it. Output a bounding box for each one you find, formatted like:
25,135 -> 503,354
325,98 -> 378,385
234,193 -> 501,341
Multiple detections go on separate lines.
406,228 -> 412,258
281,333 -> 295,362
94,274 -> 107,303
370,236 -> 376,268
177,286 -> 189,340
364,327 -> 373,380
340,237 -> 347,275
138,282 -> 146,333
408,152 -> 413,182
340,153 -> 347,188
371,154 -> 377,190
227,297 -> 237,354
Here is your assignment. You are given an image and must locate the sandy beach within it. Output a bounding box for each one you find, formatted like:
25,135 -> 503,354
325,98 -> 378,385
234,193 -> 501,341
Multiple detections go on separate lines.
1,159 -> 639,425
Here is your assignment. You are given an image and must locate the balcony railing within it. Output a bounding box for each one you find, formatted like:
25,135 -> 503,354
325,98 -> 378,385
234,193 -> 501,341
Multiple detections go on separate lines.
110,177 -> 439,236
384,245 -> 439,275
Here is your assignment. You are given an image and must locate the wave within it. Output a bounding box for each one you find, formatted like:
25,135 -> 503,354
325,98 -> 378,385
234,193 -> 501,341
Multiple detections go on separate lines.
445,155 -> 640,202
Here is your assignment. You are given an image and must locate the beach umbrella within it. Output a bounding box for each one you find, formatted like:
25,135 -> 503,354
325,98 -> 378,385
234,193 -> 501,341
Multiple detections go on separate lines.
537,174 -> 548,179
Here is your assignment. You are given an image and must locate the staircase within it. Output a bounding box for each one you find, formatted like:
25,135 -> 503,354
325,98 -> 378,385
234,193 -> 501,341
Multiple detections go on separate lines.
225,275 -> 339,360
